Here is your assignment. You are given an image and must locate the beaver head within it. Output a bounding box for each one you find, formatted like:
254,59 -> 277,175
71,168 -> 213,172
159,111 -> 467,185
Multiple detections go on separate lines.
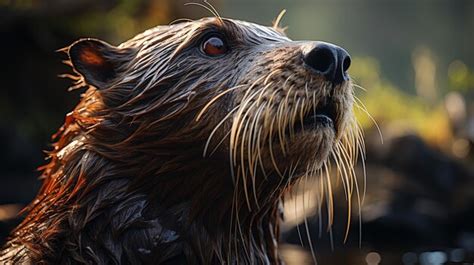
2,17 -> 363,264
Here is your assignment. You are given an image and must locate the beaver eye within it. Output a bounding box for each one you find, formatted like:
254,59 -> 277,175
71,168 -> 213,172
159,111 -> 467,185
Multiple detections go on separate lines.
201,36 -> 228,56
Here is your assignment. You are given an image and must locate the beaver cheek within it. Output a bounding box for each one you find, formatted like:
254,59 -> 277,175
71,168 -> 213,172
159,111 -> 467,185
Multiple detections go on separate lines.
335,102 -> 354,140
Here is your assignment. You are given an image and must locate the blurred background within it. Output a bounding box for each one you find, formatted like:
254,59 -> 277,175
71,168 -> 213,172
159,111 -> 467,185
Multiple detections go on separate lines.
0,0 -> 473,264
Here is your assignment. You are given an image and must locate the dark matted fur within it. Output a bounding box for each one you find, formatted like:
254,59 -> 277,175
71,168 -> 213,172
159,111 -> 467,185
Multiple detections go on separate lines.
1,17 -> 361,264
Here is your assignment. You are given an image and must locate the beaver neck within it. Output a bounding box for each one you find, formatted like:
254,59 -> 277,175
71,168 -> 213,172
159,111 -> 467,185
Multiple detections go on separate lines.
131,149 -> 286,264
6,146 -> 285,264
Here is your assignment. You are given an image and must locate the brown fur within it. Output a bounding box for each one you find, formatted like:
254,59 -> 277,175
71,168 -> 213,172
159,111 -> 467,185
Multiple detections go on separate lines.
1,17 -> 361,264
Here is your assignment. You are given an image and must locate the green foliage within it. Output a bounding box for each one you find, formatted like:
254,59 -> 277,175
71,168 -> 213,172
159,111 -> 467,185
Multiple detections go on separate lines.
448,60 -> 474,92
350,57 -> 451,144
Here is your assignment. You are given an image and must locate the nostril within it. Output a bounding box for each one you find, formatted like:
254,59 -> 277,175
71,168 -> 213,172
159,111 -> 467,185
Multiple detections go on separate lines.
304,45 -> 336,78
342,55 -> 351,72
303,42 -> 351,84
305,47 -> 335,75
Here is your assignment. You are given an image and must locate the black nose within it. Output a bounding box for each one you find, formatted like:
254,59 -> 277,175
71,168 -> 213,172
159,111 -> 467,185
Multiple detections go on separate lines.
303,42 -> 351,84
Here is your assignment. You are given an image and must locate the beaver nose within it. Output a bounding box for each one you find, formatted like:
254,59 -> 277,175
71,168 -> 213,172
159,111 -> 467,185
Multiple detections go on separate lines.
303,42 -> 351,84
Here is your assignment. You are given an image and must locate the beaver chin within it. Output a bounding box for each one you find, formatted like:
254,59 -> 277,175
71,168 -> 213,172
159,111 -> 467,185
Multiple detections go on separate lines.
283,124 -> 336,175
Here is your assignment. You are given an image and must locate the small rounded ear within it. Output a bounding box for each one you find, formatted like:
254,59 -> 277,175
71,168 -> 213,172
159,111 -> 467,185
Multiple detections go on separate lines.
68,38 -> 127,89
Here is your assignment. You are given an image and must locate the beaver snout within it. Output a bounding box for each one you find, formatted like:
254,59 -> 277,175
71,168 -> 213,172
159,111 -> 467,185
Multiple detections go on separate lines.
302,42 -> 351,84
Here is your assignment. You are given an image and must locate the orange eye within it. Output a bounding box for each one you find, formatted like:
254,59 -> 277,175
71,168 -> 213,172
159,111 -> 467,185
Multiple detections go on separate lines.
202,36 -> 227,56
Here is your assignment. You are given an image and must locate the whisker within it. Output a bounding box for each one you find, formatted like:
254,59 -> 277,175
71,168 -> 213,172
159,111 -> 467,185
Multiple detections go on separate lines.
273,9 -> 287,29
203,105 -> 240,157
352,82 -> 367,92
169,18 -> 193,25
196,85 -> 245,121
184,2 -> 223,23
354,95 -> 383,144
204,0 -> 223,21
303,167 -> 318,264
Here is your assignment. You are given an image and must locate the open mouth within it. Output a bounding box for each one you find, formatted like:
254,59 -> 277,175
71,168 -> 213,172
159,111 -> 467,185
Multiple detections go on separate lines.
296,98 -> 338,132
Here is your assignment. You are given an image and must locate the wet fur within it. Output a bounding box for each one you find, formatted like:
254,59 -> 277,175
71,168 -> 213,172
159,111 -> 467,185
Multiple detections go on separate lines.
1,17 -> 362,264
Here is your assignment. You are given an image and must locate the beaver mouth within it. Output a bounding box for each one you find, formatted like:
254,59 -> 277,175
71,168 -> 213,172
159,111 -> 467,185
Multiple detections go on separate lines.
295,98 -> 338,132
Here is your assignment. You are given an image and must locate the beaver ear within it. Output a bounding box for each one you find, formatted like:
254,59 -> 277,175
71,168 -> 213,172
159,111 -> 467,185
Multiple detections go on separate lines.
68,38 -> 125,88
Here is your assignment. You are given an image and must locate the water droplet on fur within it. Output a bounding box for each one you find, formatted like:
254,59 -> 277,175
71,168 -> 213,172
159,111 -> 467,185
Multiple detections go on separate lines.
161,229 -> 179,243
138,248 -> 151,255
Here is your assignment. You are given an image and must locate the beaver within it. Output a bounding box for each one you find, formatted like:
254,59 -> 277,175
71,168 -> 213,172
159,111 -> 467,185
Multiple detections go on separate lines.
1,15 -> 362,264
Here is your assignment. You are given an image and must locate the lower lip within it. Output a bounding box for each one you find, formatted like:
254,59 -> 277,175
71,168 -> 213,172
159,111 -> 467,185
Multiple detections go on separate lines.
314,115 -> 334,127
298,114 -> 334,131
